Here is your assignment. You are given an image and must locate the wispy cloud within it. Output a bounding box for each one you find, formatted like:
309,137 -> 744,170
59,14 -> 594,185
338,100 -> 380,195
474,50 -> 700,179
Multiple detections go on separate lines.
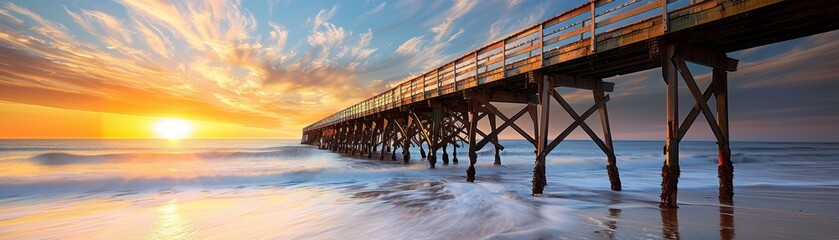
395,36 -> 423,55
430,0 -> 475,42
0,1 -> 383,132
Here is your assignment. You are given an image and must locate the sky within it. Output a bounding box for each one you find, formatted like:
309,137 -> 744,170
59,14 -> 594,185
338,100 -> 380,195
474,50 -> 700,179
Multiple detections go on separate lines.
0,0 -> 836,141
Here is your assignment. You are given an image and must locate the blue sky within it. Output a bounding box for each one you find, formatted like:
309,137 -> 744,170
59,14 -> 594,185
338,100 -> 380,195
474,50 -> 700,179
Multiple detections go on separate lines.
0,0 -> 836,141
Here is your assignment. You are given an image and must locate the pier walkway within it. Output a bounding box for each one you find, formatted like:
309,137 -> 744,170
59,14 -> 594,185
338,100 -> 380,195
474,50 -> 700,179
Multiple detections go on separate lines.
301,0 -> 839,207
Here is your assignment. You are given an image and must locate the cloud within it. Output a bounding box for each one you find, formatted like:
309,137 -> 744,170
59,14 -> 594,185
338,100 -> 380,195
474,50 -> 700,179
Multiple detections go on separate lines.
430,0 -> 475,42
132,19 -> 174,58
0,1 -> 387,135
506,0 -> 523,10
66,8 -> 133,44
310,5 -> 337,31
351,28 -> 377,59
395,36 -> 423,55
358,2 -> 386,22
733,31 -> 839,89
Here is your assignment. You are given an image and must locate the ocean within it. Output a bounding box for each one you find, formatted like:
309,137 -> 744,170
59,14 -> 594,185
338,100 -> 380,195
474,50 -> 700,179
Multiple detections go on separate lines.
1,139 -> 838,239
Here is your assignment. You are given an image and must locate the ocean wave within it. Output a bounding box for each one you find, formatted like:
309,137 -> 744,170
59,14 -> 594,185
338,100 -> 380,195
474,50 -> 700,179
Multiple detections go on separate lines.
30,146 -> 318,166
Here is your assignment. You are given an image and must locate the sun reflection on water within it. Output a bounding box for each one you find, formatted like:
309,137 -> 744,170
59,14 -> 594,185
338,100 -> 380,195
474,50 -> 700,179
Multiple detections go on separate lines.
149,200 -> 196,240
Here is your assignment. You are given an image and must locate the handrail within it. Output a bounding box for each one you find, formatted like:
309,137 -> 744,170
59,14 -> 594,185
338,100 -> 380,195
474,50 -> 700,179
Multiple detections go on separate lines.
303,0 -> 774,132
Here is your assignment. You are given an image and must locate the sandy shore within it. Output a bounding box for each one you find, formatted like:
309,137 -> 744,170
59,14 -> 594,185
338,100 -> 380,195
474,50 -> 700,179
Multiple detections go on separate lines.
544,185 -> 839,239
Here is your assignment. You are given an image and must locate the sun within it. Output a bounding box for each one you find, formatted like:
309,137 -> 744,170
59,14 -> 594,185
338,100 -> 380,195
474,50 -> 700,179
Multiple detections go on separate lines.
153,119 -> 193,140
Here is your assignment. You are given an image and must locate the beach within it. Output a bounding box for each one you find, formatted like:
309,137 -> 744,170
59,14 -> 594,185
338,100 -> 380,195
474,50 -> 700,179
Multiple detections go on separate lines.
1,139 -> 837,239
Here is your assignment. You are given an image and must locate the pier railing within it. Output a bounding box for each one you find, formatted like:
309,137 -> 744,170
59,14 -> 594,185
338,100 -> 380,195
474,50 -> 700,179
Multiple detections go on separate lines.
303,0 -> 781,132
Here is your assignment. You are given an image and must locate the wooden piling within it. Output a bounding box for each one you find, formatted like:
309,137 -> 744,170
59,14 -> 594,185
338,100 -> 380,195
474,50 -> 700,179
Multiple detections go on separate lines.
489,113 -> 501,165
594,89 -> 622,191
715,57 -> 733,200
467,100 -> 479,182
442,142 -> 449,164
661,43 -> 680,208
533,73 -> 550,195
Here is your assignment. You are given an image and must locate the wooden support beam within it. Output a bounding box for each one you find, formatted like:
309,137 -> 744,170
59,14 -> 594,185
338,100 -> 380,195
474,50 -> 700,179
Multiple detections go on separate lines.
467,100 -> 479,182
677,80 -> 716,141
533,72 -> 550,195
544,92 -> 609,155
676,56 -> 728,145
550,89 -> 615,160
379,119 -> 388,160
475,107 -> 529,151
488,112 -> 501,165
548,74 -> 616,92
594,89 -> 622,191
661,43 -> 680,208
368,121 -> 376,158
472,95 -> 536,145
715,56 -> 733,200
677,43 -> 739,71
488,90 -> 531,104
431,106 -> 442,167
394,119 -> 410,164
404,116 -> 413,163
528,103 -> 538,148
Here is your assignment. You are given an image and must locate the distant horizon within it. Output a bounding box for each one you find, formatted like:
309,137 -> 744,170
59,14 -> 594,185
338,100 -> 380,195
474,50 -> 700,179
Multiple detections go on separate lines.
1,138 -> 835,144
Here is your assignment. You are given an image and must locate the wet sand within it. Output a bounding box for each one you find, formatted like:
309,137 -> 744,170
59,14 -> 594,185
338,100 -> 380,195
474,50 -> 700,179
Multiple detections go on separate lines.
550,185 -> 839,240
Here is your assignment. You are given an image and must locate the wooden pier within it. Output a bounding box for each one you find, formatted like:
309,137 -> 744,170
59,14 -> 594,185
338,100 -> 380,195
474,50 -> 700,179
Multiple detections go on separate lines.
302,0 -> 839,208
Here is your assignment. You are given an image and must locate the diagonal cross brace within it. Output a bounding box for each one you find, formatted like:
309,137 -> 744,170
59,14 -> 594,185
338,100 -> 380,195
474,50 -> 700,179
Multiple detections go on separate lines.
472,96 -> 537,145
544,92 -> 610,155
550,89 -> 616,160
678,78 -> 715,141
676,56 -> 728,145
475,106 -> 529,150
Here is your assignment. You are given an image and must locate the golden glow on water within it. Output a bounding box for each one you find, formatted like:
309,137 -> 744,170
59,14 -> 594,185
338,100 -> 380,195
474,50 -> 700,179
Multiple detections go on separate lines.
149,200 -> 195,240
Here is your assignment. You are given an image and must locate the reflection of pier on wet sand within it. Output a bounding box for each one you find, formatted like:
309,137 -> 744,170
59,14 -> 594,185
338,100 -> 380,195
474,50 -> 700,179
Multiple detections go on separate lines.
559,185 -> 838,239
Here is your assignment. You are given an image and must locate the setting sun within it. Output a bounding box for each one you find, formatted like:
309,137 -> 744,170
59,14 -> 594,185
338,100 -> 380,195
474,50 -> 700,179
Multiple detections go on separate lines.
153,119 -> 193,140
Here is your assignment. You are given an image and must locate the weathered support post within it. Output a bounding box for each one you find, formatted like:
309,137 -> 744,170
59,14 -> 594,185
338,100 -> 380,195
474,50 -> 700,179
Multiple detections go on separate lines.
533,72 -> 550,195
452,144 -> 458,164
419,144 -> 426,158
368,120 -> 376,158
442,142 -> 449,164
715,55 -> 733,200
440,117 -> 449,165
380,119 -> 388,160
392,135 -> 399,161
403,117 -> 412,164
594,88 -> 622,191
334,124 -> 342,152
352,122 -> 360,155
661,43 -> 680,208
466,100 -> 479,182
428,106 -> 442,168
488,112 -> 501,165
386,125 -> 392,153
